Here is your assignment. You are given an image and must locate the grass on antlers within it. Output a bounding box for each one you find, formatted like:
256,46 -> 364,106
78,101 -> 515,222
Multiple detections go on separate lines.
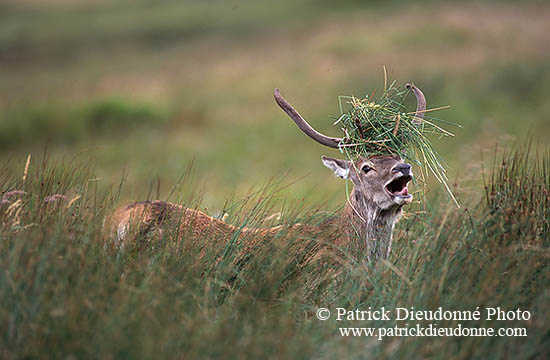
336,77 -> 460,205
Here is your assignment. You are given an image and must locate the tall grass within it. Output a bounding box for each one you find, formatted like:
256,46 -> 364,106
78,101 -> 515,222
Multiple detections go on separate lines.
0,144 -> 548,359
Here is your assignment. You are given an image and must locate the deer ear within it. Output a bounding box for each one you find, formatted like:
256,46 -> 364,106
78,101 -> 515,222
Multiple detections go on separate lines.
321,155 -> 350,179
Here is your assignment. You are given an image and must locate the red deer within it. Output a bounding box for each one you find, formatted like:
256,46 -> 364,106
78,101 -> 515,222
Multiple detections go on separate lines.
109,84 -> 426,263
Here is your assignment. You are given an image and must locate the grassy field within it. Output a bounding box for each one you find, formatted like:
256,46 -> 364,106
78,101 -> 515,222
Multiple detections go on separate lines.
1,141 -> 548,359
1,0 -> 549,358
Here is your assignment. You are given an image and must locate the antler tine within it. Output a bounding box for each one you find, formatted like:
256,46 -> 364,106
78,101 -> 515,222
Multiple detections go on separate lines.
274,88 -> 342,148
405,83 -> 426,125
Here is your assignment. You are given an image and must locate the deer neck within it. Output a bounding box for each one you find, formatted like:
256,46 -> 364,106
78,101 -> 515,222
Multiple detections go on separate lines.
341,188 -> 404,262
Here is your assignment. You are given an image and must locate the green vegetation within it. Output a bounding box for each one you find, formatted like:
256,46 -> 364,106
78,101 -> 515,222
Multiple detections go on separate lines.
0,146 -> 548,359
0,99 -> 168,150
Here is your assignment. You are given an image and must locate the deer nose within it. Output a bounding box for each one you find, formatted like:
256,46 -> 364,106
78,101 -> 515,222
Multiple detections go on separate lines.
393,163 -> 412,176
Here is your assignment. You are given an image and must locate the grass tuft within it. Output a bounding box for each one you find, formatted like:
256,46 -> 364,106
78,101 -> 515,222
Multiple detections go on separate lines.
336,77 -> 460,204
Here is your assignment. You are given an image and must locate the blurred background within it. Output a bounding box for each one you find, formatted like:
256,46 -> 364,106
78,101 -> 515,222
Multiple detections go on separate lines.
1,0 -> 549,209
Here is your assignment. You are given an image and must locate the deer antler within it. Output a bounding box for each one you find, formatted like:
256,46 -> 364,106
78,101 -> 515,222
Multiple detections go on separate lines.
405,83 -> 426,125
275,84 -> 426,145
274,88 -> 342,148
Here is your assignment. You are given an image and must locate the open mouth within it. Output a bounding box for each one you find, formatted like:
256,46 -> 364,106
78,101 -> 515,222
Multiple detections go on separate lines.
385,175 -> 412,198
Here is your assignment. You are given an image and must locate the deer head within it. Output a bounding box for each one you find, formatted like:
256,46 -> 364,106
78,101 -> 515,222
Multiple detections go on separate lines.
274,84 -> 425,261
321,155 -> 413,210
273,84 -> 424,210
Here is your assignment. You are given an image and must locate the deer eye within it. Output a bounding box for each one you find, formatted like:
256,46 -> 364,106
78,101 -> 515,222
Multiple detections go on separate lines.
361,164 -> 372,173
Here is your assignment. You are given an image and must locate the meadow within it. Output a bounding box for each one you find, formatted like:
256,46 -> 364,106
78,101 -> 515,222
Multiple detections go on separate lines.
0,0 -> 549,358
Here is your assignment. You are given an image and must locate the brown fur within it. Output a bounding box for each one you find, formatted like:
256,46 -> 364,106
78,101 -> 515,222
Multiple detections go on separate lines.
106,200 -> 341,273
107,155 -> 413,264
110,200 -> 288,241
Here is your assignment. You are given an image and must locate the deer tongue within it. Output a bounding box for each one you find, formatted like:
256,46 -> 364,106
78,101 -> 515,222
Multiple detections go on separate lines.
394,187 -> 409,196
